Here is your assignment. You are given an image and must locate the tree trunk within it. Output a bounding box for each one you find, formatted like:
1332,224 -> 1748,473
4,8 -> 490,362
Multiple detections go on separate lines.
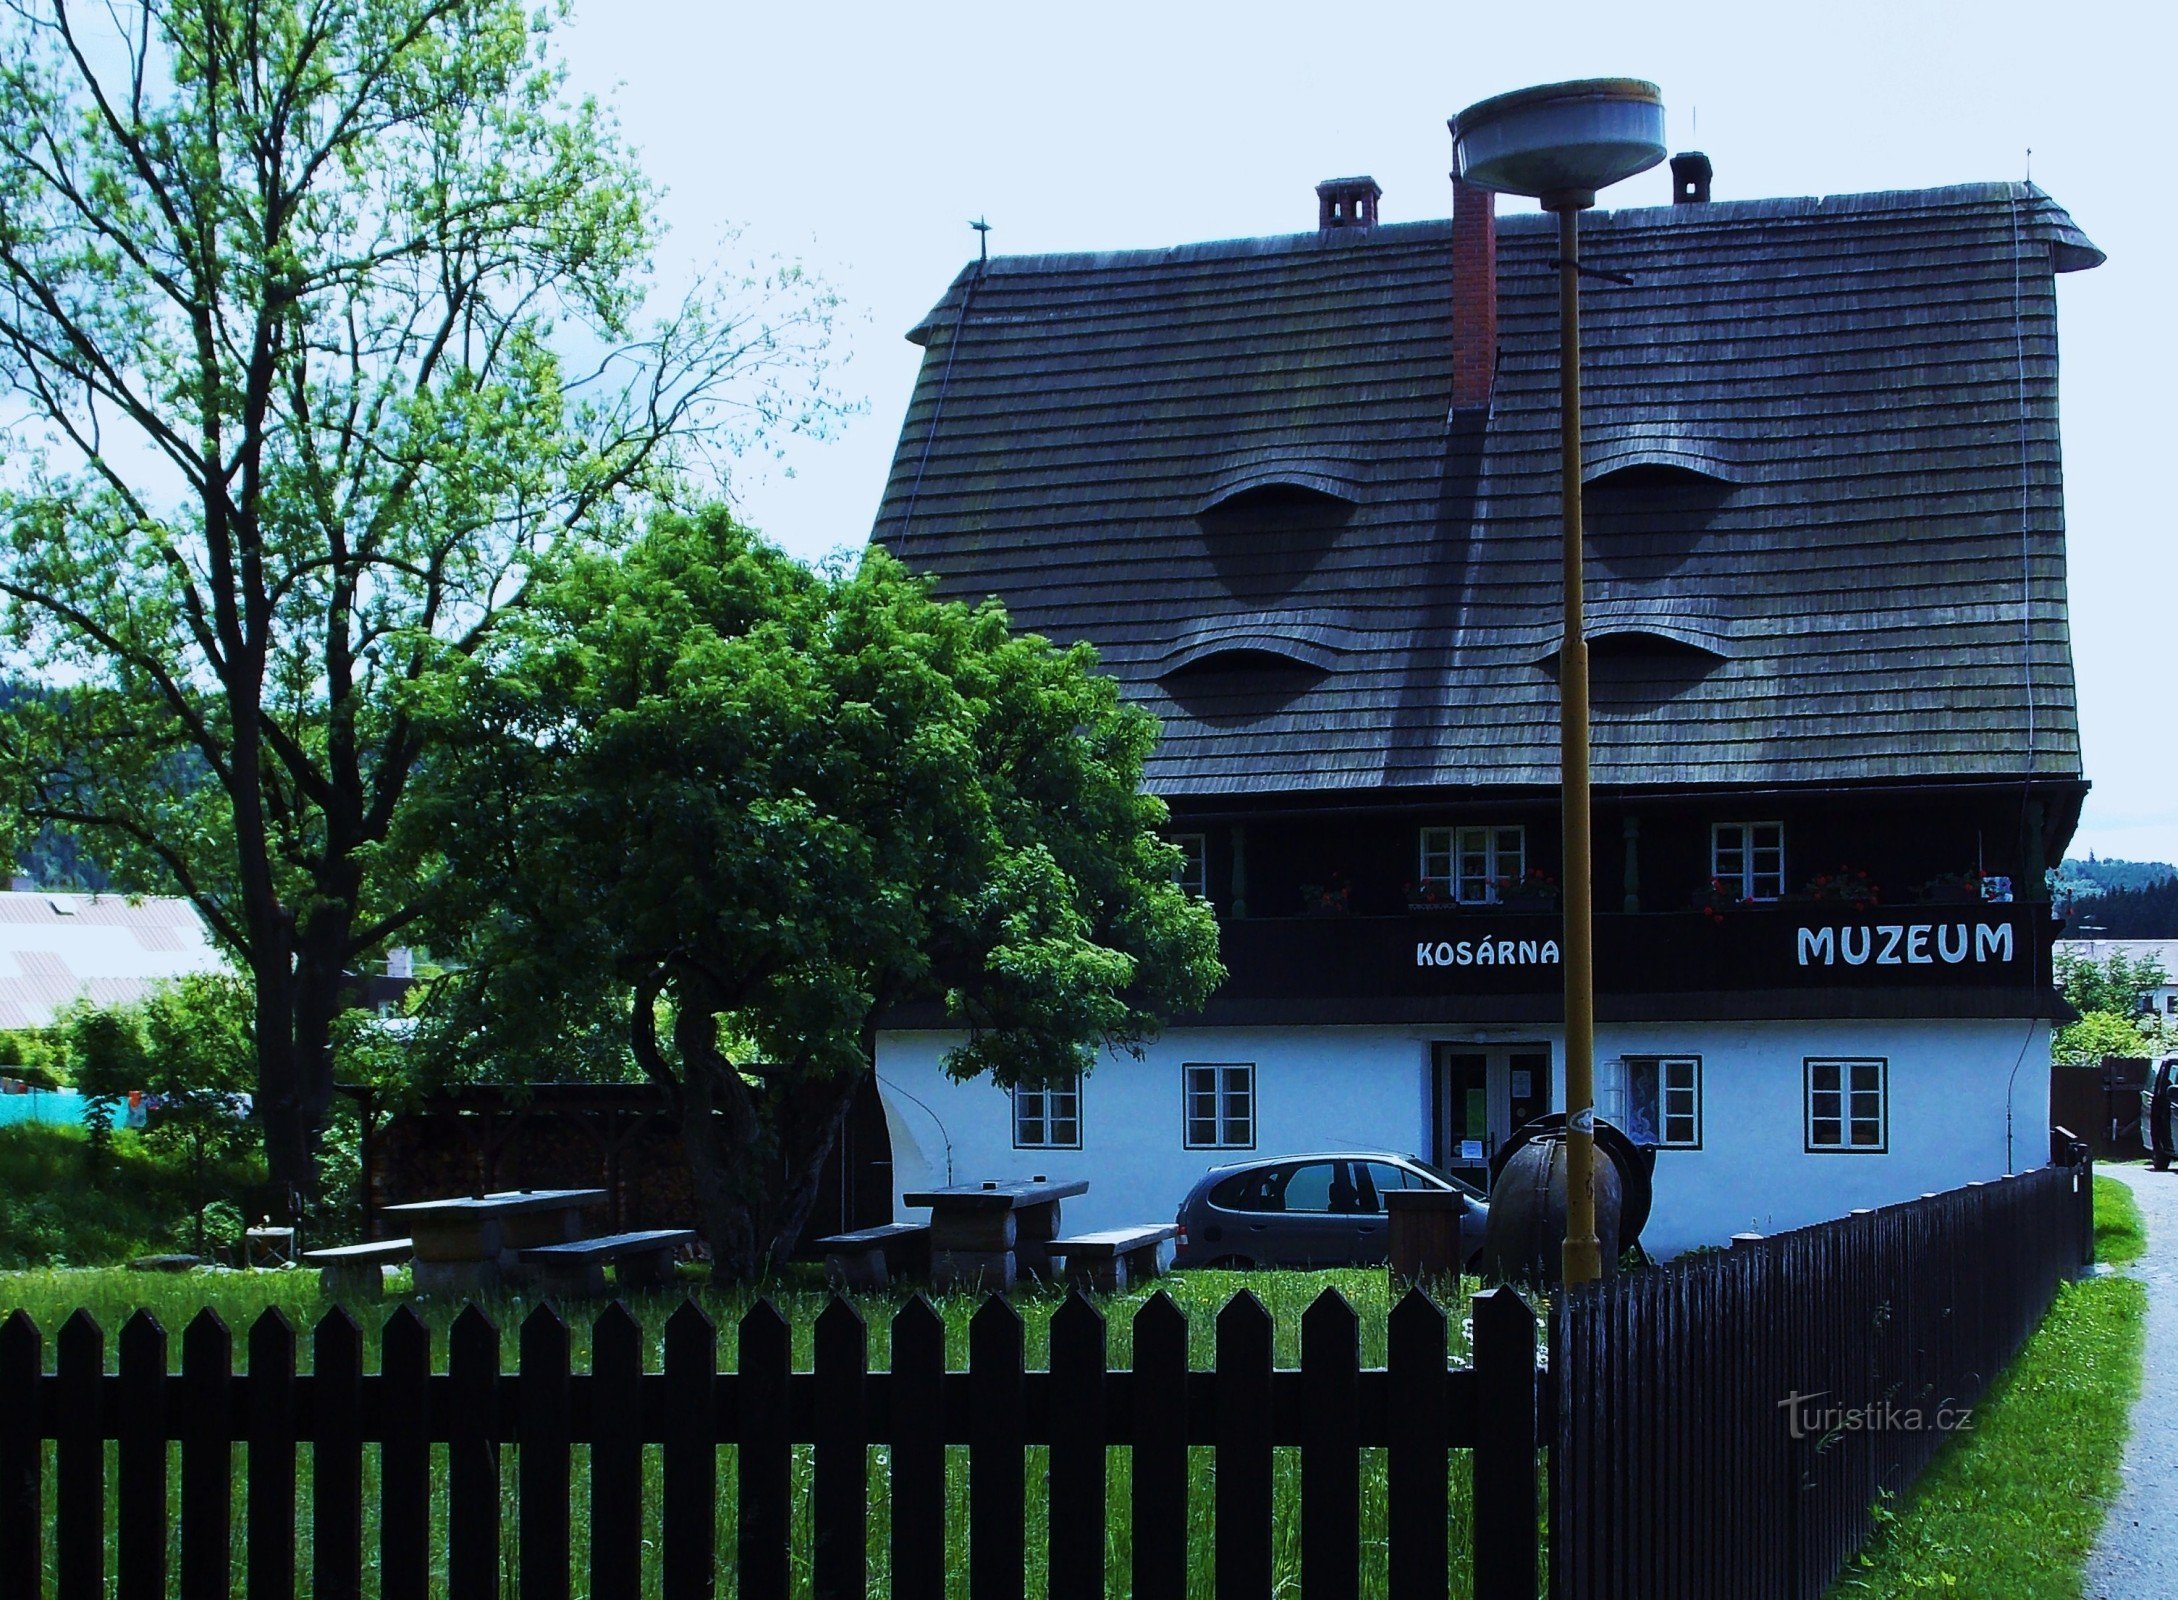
248,934 -> 349,1228
249,942 -> 311,1227
640,986 -> 772,1282
765,1071 -> 863,1265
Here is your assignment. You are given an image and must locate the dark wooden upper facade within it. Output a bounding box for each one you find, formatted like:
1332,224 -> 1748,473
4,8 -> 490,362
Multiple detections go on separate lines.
870,173 -> 2100,1023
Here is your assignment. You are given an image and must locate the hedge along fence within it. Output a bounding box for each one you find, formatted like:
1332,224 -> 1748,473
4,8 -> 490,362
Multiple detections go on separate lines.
1550,1160 -> 2096,1600
0,1284 -> 1547,1600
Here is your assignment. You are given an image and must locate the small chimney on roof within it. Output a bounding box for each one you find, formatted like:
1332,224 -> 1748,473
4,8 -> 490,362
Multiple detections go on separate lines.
1450,177 -> 1497,413
1316,176 -> 1382,230
1670,151 -> 1713,205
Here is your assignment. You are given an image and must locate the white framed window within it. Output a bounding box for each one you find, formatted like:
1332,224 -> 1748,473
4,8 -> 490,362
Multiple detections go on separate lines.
1173,833 -> 1209,899
1184,1062 -> 1255,1150
1419,825 -> 1528,904
1806,1058 -> 1886,1153
1609,1056 -> 1702,1149
1712,821 -> 1785,901
1013,1075 -> 1082,1150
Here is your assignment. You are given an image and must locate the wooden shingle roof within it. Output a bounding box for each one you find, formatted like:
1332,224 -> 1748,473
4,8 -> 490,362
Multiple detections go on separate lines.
871,183 -> 2102,797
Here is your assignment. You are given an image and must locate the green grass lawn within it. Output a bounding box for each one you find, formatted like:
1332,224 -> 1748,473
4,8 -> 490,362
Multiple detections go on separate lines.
1,1263 -> 1490,1600
2094,1169 -> 2147,1265
0,1123 -> 259,1268
1826,1173 -> 2149,1599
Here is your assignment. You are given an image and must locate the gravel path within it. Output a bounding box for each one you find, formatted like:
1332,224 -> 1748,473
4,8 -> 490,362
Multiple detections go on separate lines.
2086,1162 -> 2178,1599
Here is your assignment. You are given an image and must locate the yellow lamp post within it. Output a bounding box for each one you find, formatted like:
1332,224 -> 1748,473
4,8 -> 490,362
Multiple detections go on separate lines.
1451,79 -> 1666,1286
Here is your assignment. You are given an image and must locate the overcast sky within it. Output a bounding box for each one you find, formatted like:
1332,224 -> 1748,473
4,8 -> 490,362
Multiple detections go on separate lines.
558,0 -> 2175,865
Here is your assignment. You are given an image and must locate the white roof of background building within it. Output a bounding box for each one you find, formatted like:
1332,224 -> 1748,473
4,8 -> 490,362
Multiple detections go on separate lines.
2055,938 -> 2178,985
0,891 -> 230,1029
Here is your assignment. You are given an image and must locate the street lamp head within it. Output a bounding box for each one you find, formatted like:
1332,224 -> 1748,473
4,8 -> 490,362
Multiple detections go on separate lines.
1451,78 -> 1666,212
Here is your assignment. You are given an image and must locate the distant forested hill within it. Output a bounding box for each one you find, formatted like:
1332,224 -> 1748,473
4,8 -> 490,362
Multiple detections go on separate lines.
2067,877 -> 2178,938
1,679 -> 112,890
2056,855 -> 2178,897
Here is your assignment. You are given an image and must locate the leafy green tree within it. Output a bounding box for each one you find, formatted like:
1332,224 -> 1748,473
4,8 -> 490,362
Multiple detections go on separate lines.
0,1 -> 845,1211
63,1002 -> 147,1164
2053,1011 -> 2153,1068
2055,947 -> 2168,1018
138,973 -> 262,1253
410,510 -> 1224,1277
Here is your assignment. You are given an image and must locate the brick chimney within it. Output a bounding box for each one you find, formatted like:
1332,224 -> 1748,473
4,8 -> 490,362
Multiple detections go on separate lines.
1450,177 -> 1497,413
1670,151 -> 1713,205
1316,175 -> 1381,230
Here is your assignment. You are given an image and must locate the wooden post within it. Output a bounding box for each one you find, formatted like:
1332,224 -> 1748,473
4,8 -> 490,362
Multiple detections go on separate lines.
519,1305 -> 573,1600
1131,1293 -> 1189,1597
1385,1289 -> 1448,1600
116,1312 -> 167,1600
889,1297 -> 946,1600
813,1297 -> 869,1599
1301,1289 -> 1361,1600
969,1297 -> 1026,1600
662,1299 -> 719,1600
1048,1293 -> 1108,1600
1473,1287 -> 1539,1600
1216,1292 -> 1275,1598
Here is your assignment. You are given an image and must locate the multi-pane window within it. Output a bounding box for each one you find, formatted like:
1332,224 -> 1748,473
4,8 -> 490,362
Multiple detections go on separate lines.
1419,825 -> 1527,904
1806,1059 -> 1887,1153
1184,1062 -> 1255,1149
1711,821 -> 1785,901
1173,833 -> 1209,899
1614,1056 -> 1702,1149
1013,1075 -> 1082,1149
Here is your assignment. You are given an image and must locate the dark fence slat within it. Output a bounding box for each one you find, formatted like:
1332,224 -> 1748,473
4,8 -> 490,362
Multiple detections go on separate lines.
969,1295 -> 1027,1600
312,1308 -> 365,1600
1300,1289 -> 1360,1600
116,1311 -> 167,1600
813,1296 -> 869,1600
0,1312 -> 40,1600
1048,1293 -> 1108,1600
1131,1292 -> 1190,1598
179,1310 -> 232,1600
449,1306 -> 502,1600
55,1309 -> 102,1600
520,1304 -> 574,1600
590,1300 -> 644,1600
379,1304 -> 431,1600
737,1299 -> 792,1600
889,1295 -> 946,1600
1215,1291 -> 1274,1600
247,1309 -> 297,1600
1473,1286 -> 1539,1600
662,1298 -> 719,1600
1386,1289 -> 1448,1600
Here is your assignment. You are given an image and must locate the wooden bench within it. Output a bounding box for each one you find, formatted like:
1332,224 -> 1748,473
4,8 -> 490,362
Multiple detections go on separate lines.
517,1229 -> 696,1297
812,1221 -> 931,1290
1045,1224 -> 1180,1292
303,1237 -> 415,1302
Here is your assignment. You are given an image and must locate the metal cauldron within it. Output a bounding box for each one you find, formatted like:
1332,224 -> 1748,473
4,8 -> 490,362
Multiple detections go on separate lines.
1473,1114 -> 1656,1286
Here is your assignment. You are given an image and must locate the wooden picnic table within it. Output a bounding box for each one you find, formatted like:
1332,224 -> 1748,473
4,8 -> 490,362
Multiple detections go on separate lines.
382,1188 -> 607,1296
901,1177 -> 1089,1289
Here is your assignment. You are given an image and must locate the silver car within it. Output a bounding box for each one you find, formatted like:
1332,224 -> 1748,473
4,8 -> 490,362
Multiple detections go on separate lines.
1171,1151 -> 1489,1269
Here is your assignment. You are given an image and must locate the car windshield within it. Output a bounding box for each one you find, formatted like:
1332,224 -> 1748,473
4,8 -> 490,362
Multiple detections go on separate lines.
1403,1156 -> 1486,1200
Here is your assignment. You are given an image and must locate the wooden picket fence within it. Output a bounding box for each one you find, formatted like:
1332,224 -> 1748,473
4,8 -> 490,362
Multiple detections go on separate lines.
1550,1161 -> 2096,1600
0,1284 -> 1546,1600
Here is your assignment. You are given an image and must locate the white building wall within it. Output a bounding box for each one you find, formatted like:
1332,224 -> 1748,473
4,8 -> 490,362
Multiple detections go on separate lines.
876,1017 -> 2052,1258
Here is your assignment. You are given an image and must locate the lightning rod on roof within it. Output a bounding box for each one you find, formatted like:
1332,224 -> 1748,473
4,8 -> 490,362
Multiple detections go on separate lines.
971,216 -> 991,265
